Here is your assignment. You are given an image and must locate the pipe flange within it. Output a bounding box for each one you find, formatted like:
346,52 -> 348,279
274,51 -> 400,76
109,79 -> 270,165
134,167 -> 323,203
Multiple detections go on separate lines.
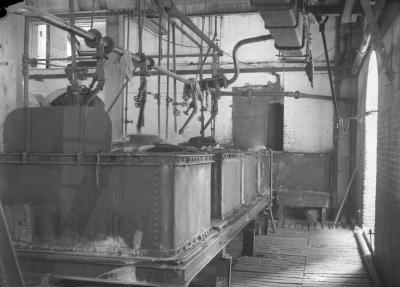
85,29 -> 102,49
102,36 -> 115,54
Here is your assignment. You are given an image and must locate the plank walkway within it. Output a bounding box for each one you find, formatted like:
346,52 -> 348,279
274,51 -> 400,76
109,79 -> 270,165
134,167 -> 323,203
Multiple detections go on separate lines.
231,226 -> 372,287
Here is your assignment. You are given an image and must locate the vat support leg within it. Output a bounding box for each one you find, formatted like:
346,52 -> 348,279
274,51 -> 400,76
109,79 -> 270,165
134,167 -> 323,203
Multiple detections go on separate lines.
242,221 -> 255,256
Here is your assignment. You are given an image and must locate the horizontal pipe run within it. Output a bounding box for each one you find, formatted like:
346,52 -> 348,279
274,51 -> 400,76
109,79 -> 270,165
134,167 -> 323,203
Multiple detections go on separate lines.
9,5 -> 189,85
220,91 -> 354,102
29,65 -> 334,80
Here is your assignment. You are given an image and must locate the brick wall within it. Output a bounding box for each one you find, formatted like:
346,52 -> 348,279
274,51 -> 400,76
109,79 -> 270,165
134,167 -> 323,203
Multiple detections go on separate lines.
355,13 -> 400,287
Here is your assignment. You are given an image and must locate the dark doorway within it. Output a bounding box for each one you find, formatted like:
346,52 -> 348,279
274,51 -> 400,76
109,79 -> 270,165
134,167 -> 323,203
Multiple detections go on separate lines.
267,103 -> 284,150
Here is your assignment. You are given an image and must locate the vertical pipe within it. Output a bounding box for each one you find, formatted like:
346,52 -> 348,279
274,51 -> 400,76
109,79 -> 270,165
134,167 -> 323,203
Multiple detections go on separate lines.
157,7 -> 162,137
45,23 -> 50,69
69,0 -> 78,92
172,24 -> 177,133
165,19 -> 170,139
23,0 -> 30,152
136,0 -> 146,134
124,15 -> 130,135
199,16 -> 205,137
211,16 -> 219,138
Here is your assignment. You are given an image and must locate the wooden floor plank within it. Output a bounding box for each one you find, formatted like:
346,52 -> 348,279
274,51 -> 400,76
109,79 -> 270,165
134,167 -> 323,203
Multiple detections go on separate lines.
231,225 -> 373,287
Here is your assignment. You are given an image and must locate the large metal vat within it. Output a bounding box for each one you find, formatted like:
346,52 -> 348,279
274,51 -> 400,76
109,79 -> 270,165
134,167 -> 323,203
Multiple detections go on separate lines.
0,153 -> 213,258
211,152 -> 243,221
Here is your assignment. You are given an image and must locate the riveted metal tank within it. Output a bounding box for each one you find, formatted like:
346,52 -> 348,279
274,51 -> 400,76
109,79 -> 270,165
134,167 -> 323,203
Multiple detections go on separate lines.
211,152 -> 243,221
0,153 -> 213,258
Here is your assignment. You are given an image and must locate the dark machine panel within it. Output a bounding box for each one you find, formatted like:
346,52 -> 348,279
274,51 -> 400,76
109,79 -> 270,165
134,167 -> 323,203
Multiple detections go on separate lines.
3,107 -> 112,153
272,152 -> 331,193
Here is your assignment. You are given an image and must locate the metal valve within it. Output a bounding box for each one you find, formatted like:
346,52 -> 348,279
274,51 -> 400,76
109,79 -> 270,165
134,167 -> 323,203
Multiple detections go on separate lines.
173,109 -> 181,116
172,102 -> 187,107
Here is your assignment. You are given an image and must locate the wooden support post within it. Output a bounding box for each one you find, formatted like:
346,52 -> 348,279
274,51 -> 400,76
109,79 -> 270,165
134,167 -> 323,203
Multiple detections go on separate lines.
278,205 -> 284,225
105,15 -> 124,140
190,252 -> 232,287
242,221 -> 255,256
258,211 -> 268,235
321,207 -> 327,225
215,255 -> 232,287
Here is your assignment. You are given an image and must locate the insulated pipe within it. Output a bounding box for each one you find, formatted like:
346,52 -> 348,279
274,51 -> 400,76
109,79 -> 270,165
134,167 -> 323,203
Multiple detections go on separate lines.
9,5 -> 191,85
354,228 -> 383,287
226,34 -> 273,85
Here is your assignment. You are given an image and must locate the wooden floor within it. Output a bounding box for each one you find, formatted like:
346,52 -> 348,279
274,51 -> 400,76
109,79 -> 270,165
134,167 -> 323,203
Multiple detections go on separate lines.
231,225 -> 373,287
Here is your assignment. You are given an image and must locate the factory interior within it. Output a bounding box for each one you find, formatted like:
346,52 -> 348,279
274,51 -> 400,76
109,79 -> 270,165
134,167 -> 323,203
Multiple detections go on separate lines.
0,0 -> 399,286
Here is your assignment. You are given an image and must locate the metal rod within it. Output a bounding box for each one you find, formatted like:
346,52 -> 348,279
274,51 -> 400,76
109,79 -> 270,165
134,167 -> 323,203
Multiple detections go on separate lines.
268,149 -> 276,233
107,79 -> 130,113
172,23 -> 177,133
22,2 -> 31,153
166,19 -> 170,140
318,16 -> 340,126
164,3 -> 223,56
157,7 -> 162,137
171,21 -> 201,47
333,162 -> 359,227
199,17 -> 205,137
124,15 -> 130,135
9,5 -> 190,85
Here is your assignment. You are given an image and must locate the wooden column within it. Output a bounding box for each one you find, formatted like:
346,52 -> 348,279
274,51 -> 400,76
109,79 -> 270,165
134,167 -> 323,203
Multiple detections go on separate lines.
0,13 -> 24,150
105,15 -> 124,140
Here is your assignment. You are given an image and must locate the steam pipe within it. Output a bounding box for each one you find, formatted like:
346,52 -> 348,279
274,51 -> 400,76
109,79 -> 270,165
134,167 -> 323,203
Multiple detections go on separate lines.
226,34 -> 273,85
9,5 -> 191,85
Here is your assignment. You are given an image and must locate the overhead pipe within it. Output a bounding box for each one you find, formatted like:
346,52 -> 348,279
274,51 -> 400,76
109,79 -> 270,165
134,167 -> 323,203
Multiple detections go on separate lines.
226,34 -> 273,85
156,0 -> 223,56
8,5 -> 190,85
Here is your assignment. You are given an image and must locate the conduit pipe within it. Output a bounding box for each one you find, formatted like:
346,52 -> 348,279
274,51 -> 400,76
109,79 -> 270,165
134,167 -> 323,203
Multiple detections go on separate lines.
8,5 -> 191,85
354,228 -> 383,287
226,34 -> 273,85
